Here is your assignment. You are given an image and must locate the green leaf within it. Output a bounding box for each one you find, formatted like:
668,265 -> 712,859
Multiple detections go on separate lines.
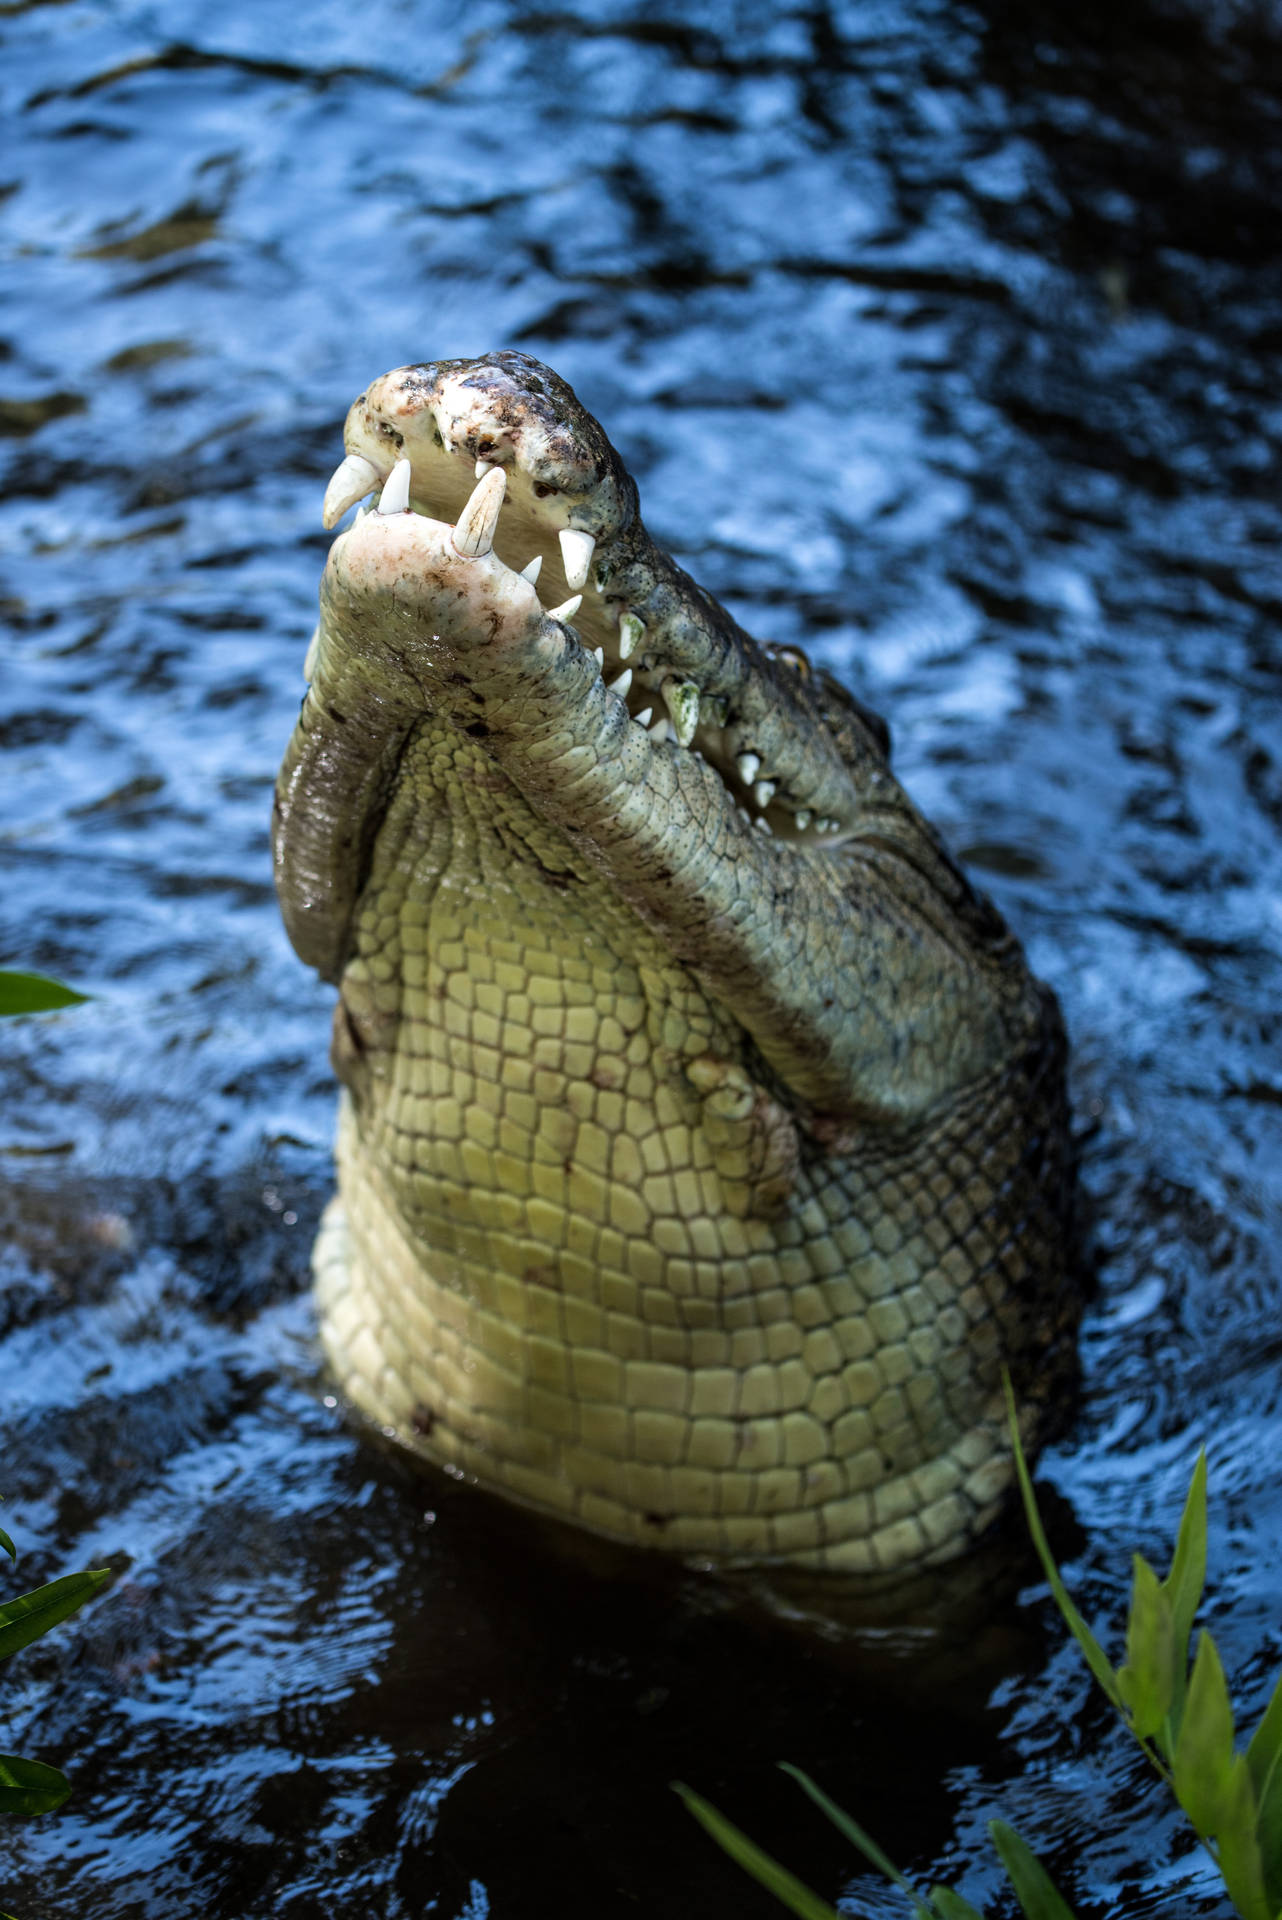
779,1763 -> 934,1918
1161,1451 -> 1208,1737
929,1886 -> 990,1919
0,971 -> 88,1016
0,1524 -> 15,1564
672,1783 -> 845,1920
0,1568 -> 111,1662
987,1821 -> 1079,1920
0,1754 -> 72,1816
1215,1753 -> 1274,1920
1002,1375 -> 1125,1712
1174,1632 -> 1238,1837
1247,1669 -> 1282,1910
1248,1669 -> 1282,1797
1117,1554 -> 1177,1742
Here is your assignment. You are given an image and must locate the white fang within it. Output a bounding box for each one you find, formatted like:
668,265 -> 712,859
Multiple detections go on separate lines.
377,459 -> 412,516
453,466 -> 507,556
324,452 -> 380,527
618,612 -> 645,660
559,528 -> 596,592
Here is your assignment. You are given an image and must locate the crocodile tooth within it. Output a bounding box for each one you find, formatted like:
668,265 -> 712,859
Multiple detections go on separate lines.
376,458 -> 412,517
618,612 -> 645,660
634,707 -> 653,728
453,466 -> 507,556
303,624 -> 320,682
609,667 -> 633,699
519,554 -> 543,585
592,646 -> 605,668
818,816 -> 839,834
794,809 -> 812,831
648,716 -> 672,744
753,780 -> 776,810
559,528 -> 596,593
545,593 -> 583,623
736,751 -> 761,787
754,815 -> 774,835
475,457 -> 494,479
662,679 -> 700,748
323,451 -> 380,528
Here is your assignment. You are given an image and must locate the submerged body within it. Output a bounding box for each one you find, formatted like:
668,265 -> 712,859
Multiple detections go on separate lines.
274,353 -> 1079,1575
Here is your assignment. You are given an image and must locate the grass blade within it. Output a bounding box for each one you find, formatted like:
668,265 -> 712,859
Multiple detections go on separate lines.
1215,1754 -> 1273,1920
0,1755 -> 72,1816
1161,1451 -> 1208,1736
0,971 -> 88,1016
0,1568 -> 111,1662
1002,1375 -> 1124,1712
987,1821 -> 1079,1920
0,1524 -> 14,1563
672,1782 -> 846,1920
780,1763 -> 936,1917
1117,1553 -> 1176,1741
1246,1670 -> 1282,1910
929,1886 -> 990,1919
1173,1632 -> 1237,1838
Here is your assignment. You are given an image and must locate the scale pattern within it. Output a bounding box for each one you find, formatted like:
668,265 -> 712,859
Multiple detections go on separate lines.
311,724 -> 1074,1573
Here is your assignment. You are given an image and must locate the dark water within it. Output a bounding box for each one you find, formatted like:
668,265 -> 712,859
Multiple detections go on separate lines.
2,1 -> 1280,1914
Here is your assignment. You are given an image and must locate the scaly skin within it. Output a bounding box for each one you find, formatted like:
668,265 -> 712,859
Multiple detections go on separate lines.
274,352 -> 1078,1575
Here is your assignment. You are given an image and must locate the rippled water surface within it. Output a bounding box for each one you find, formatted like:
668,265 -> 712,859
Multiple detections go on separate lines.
2,1 -> 1280,1914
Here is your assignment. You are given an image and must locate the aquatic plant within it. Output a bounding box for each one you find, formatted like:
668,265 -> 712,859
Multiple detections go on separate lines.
677,1383 -> 1282,1919
1,970 -> 104,1918
0,973 -> 86,1017
0,1525 -> 110,1820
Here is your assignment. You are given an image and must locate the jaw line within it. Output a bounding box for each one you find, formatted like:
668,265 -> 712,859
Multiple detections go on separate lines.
320,406 -> 856,853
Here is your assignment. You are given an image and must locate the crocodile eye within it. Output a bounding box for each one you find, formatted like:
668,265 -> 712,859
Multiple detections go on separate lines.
533,482 -> 559,499
774,645 -> 811,679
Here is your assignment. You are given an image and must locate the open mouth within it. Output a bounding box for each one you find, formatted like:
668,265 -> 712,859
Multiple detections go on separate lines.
319,433 -> 850,851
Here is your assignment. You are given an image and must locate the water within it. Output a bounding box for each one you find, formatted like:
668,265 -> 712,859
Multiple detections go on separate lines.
2,1 -> 1280,1914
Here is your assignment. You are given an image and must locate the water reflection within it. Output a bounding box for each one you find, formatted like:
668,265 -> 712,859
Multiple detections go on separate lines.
2,1 -> 1279,1915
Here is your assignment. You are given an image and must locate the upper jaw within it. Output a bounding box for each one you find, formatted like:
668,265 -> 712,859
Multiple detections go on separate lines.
317,358 -> 865,850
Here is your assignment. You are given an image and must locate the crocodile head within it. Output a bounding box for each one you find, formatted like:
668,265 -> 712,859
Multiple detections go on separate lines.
274,352 -> 1077,1576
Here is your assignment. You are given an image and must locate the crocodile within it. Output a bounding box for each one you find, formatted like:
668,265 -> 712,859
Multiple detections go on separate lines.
273,351 -> 1079,1576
